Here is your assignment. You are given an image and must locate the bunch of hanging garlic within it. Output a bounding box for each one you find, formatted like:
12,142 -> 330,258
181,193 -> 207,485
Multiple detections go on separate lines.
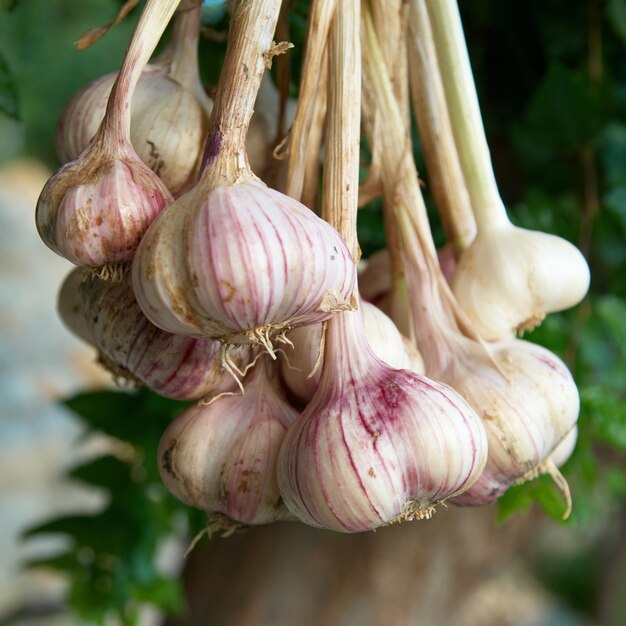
41,0 -> 587,535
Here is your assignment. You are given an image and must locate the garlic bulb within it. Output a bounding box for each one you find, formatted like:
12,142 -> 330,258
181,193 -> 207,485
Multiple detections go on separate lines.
443,337 -> 579,506
423,0 -> 589,340
451,222 -> 590,340
277,305 -> 488,532
158,356 -> 298,525
59,268 -> 247,401
132,0 -> 355,349
56,6 -> 209,197
36,0 -> 177,270
280,300 -> 423,401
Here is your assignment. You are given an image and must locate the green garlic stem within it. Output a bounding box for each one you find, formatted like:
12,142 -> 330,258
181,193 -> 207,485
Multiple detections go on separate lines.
423,0 -> 509,231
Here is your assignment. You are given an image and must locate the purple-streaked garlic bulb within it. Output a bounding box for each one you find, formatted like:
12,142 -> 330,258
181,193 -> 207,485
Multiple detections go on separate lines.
444,335 -> 579,510
281,300 -> 423,402
277,305 -> 488,533
59,268 -> 248,401
36,0 -> 177,271
158,356 -> 298,525
132,0 -> 355,349
56,5 -> 209,197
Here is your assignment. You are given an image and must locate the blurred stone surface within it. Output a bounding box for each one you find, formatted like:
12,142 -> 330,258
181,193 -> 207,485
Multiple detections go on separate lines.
0,160 -> 110,618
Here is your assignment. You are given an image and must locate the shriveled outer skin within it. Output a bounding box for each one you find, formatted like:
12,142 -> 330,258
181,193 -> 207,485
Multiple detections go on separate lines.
65,268 -> 246,400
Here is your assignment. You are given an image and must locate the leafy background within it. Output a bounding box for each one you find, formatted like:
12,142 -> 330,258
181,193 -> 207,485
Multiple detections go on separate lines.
1,0 -> 625,624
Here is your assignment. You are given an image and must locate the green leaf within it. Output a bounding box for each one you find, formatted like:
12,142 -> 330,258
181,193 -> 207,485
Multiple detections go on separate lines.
0,0 -> 20,11
595,296 -> 626,353
607,0 -> 626,48
69,455 -> 134,490
581,386 -> 626,450
497,474 -> 571,522
514,64 -> 603,161
132,576 -> 185,614
64,389 -> 187,445
0,52 -> 19,119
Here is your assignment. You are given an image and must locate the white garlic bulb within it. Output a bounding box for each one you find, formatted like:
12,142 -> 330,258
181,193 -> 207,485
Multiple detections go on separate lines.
451,220 -> 590,340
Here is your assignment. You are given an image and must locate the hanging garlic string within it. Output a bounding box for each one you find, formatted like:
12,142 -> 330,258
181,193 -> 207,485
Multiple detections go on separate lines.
132,0 -> 355,352
276,0 -> 488,532
365,0 -> 412,336
300,50 -> 328,210
407,0 -> 476,254
423,0 -> 590,341
36,0 -> 178,272
321,0 -> 360,257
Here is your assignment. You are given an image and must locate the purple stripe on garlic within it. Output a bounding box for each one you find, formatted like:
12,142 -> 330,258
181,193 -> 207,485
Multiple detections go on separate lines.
133,181 -> 355,346
277,304 -> 488,532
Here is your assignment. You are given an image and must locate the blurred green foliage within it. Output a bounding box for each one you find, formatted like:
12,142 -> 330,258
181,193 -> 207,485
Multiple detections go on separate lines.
1,0 -> 624,624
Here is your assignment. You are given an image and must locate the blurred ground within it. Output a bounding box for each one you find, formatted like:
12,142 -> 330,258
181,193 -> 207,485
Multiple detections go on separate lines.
0,160 -> 108,621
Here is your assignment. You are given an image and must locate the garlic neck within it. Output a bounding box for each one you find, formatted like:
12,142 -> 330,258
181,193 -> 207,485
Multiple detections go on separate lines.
318,304 -> 380,389
101,0 -> 179,148
168,3 -> 202,90
199,0 -> 282,188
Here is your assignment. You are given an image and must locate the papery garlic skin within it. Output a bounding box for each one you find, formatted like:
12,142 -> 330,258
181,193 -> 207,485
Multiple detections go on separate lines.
133,180 -> 355,344
451,224 -> 590,340
281,301 -> 423,401
37,147 -> 172,267
277,308 -> 487,533
56,69 -> 209,197
450,339 -> 579,505
158,358 -> 298,525
59,268 -> 245,400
